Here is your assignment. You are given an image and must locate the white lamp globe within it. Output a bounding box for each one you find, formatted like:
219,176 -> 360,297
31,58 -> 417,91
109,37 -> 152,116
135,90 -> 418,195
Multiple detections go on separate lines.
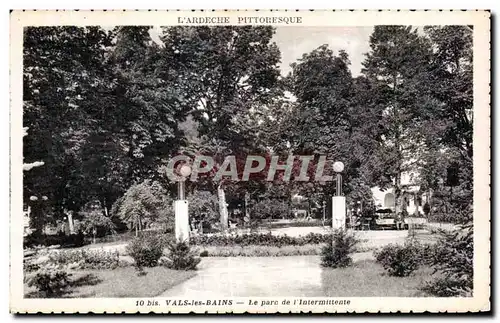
179,164 -> 192,178
332,161 -> 345,173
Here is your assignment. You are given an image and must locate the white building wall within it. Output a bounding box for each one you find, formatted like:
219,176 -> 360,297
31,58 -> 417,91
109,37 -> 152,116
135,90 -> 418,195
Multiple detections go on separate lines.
371,170 -> 423,215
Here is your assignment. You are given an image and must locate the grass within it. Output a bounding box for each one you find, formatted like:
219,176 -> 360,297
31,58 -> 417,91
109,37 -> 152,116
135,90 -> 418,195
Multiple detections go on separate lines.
320,259 -> 433,297
24,266 -> 196,298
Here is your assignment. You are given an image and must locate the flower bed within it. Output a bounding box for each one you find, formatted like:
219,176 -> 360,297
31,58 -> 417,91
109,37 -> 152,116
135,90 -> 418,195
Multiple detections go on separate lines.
264,219 -> 325,229
25,249 -> 122,272
190,232 -> 331,247
193,244 -> 321,257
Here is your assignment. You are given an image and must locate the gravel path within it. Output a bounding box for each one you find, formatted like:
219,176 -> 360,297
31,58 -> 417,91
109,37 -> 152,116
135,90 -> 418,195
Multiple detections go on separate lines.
159,253 -> 374,297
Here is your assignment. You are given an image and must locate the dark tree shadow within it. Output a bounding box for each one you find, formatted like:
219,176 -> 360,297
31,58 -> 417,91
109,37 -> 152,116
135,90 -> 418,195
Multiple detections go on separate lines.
69,273 -> 102,287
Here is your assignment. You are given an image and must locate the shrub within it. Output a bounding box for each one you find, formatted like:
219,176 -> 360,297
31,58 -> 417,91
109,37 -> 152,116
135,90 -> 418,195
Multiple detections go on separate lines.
126,234 -> 167,268
24,258 -> 41,272
26,266 -> 71,297
63,232 -> 86,248
164,241 -> 201,270
112,180 -> 174,234
47,249 -> 120,270
374,240 -> 422,277
266,219 -> 323,229
79,205 -> 116,240
321,229 -> 359,268
193,244 -> 321,257
421,223 -> 473,296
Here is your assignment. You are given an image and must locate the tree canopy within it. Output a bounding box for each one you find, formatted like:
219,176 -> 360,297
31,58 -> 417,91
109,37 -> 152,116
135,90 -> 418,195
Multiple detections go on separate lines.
23,25 -> 474,230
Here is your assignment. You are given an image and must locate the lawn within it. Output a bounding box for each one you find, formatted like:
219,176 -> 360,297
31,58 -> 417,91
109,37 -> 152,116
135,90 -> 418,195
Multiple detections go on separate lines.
25,266 -> 196,298
320,259 -> 433,297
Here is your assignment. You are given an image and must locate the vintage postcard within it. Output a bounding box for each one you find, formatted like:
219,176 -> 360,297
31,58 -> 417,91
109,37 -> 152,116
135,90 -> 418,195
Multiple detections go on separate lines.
10,10 -> 490,313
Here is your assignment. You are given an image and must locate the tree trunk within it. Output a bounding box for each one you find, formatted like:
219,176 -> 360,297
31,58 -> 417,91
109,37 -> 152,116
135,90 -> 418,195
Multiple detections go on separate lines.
217,183 -> 229,232
101,197 -> 109,217
67,211 -> 75,234
428,189 -> 433,217
394,172 -> 402,215
135,216 -> 139,237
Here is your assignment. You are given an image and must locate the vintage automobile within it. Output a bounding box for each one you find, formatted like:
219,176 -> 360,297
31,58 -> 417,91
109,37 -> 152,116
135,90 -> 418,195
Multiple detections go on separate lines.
373,208 -> 409,230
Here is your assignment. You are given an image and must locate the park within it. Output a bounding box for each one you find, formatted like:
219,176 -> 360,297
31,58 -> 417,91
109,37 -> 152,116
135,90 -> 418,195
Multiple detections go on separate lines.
22,24 -> 473,299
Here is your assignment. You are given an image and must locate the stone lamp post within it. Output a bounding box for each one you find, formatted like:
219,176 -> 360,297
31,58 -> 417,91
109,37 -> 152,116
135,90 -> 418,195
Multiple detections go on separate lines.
174,164 -> 192,242
332,161 -> 346,230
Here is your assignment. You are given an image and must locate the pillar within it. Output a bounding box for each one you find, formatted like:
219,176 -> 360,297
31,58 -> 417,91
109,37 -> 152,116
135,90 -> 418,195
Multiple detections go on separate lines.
174,200 -> 190,242
332,196 -> 346,230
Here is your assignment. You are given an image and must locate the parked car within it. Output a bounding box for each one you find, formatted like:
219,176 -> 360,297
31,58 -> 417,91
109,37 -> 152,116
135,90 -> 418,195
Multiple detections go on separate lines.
373,209 -> 408,230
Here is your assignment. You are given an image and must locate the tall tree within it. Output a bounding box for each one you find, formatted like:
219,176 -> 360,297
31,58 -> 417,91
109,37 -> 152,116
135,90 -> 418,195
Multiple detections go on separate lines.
159,26 -> 283,230
287,45 -> 360,199
23,26 -> 114,219
106,26 -> 189,185
424,26 -> 473,191
360,26 -> 434,214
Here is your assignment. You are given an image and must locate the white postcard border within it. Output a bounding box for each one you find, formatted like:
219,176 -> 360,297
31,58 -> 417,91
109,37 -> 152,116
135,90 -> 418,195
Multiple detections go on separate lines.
9,9 -> 491,313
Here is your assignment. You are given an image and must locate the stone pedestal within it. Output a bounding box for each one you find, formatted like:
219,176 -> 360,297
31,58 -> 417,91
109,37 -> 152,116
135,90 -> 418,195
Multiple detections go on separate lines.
332,196 -> 346,230
174,200 -> 189,242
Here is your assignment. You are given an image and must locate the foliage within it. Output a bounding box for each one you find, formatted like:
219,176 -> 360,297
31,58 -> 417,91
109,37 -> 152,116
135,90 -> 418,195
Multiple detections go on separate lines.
126,233 -> 168,268
23,26 -> 120,217
112,180 -> 173,234
149,190 -> 175,234
23,25 -> 473,238
194,244 -> 321,257
265,219 -> 324,229
24,232 -> 86,249
421,223 -> 473,296
374,240 -> 423,277
24,258 -> 41,273
26,265 -> 71,297
251,198 -> 290,220
161,26 -> 282,152
424,26 -> 473,166
46,249 -> 121,270
161,26 -> 284,223
164,241 -> 201,270
285,45 -> 355,196
187,190 -> 219,224
288,45 -> 353,152
320,229 -> 359,268
23,25 -> 186,227
359,26 -> 436,213
190,232 -> 331,247
26,266 -> 196,298
79,201 -> 116,238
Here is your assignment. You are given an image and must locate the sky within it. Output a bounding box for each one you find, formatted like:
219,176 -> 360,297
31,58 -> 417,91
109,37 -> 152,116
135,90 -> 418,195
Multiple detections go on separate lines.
149,26 -> 374,77
273,26 -> 374,77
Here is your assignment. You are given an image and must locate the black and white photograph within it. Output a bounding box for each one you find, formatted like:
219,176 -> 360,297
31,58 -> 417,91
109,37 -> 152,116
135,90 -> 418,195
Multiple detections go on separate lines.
9,10 -> 490,313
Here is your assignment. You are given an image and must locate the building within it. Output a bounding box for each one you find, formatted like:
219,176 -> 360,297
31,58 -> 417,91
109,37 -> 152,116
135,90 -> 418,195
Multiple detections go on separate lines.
371,171 -> 428,216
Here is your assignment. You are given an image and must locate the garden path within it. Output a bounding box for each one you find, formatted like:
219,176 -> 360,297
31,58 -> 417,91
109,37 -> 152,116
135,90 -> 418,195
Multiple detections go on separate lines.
159,253 -> 373,297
